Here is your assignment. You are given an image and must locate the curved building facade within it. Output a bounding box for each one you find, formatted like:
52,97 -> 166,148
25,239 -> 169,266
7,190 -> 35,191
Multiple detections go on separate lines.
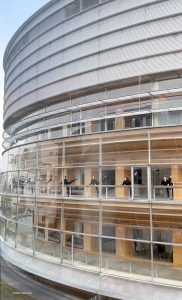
2,0 -> 182,298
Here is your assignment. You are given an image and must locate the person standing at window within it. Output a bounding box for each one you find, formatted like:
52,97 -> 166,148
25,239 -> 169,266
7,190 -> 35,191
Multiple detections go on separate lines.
89,175 -> 99,197
160,175 -> 171,199
122,177 -> 131,196
60,176 -> 77,197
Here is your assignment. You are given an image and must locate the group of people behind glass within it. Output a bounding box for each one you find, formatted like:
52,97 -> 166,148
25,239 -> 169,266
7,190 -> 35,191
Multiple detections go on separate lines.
121,174 -> 173,199
14,173 -> 173,199
160,175 -> 172,199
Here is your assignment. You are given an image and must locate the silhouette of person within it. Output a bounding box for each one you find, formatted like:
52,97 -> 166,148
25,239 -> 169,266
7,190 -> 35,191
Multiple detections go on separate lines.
122,177 -> 131,185
27,178 -> 34,194
60,176 -> 77,196
122,177 -> 131,196
160,176 -> 171,199
89,175 -> 99,196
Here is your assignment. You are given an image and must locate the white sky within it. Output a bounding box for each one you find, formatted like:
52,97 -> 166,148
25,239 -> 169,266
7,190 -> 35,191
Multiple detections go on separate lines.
0,0 -> 50,156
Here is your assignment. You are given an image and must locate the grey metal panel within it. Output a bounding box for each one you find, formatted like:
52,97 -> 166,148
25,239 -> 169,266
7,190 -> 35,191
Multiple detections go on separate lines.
6,0 -> 73,54
3,1 -> 160,76
6,9 -> 182,83
0,63 -> 153,117
5,30 -> 182,105
146,0 -> 182,21
5,52 -> 38,89
37,70 -> 55,88
6,0 -> 180,74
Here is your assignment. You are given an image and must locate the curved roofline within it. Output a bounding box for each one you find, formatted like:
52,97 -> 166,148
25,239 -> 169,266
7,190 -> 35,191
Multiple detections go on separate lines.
3,0 -> 59,70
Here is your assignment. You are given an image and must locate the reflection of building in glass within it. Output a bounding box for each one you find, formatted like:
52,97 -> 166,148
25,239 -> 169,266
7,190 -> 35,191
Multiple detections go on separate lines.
2,0 -> 182,298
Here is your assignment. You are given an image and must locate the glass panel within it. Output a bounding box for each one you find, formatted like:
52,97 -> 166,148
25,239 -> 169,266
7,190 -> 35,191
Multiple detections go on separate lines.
133,167 -> 148,200
72,90 -> 105,106
6,220 -> 16,247
107,99 -> 152,116
62,233 -> 72,265
74,235 -> 99,271
64,202 -> 99,235
17,197 -> 33,224
102,166 -> 132,200
153,111 -> 182,126
151,166 -> 174,201
101,167 -> 115,199
152,203 -> 182,245
152,95 -> 182,110
18,171 -> 27,195
1,196 -> 7,217
102,226 -> 116,254
16,223 -> 33,255
102,130 -> 148,166
35,228 -> 61,263
102,201 -> 152,277
45,113 -> 70,126
0,218 -> 5,240
57,168 -> 85,198
107,118 -> 115,131
82,105 -> 105,119
72,110 -> 80,122
84,120 -> 103,134
102,201 -> 151,278
8,147 -> 19,171
150,126 -> 182,164
62,125 -> 70,137
65,136 -> 99,167
102,240 -> 152,280
107,81 -> 151,99
100,119 -> 105,131
154,77 -> 182,91
151,203 -> 182,284
17,171 -> 37,196
36,131 -> 45,141
9,171 -> 19,194
27,134 -> 38,144
8,196 -> 17,219
124,114 -> 152,128
82,0 -> 99,10
19,143 -> 37,170
72,123 -> 80,135
65,0 -> 80,18
2,195 -> 17,219
50,127 -> 62,139
46,99 -> 70,112
102,202 -> 150,240
153,250 -> 182,284
2,173 -> 8,194
36,169 -> 57,196
35,198 -> 62,258
38,140 -> 62,169
3,151 -> 8,172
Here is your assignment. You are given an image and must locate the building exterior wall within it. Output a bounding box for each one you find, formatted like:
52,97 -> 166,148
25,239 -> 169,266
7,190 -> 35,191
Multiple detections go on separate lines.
2,1 -> 182,299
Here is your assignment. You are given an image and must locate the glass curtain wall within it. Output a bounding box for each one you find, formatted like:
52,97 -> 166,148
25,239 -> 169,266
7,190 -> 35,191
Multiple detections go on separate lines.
2,127 -> 182,286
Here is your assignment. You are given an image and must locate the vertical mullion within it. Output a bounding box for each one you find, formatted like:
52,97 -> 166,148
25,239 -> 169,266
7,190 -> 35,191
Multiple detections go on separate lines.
33,142 -> 38,256
60,200 -> 64,264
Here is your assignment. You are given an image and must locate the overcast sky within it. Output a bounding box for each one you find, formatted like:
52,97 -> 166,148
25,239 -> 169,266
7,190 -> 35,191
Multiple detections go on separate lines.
0,0 -> 50,156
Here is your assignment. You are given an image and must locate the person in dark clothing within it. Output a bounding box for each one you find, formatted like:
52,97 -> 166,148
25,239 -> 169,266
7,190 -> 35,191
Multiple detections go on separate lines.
160,176 -> 171,199
89,175 -> 99,196
122,177 -> 131,196
19,178 -> 25,194
27,178 -> 34,194
122,177 -> 131,186
60,176 -> 77,196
